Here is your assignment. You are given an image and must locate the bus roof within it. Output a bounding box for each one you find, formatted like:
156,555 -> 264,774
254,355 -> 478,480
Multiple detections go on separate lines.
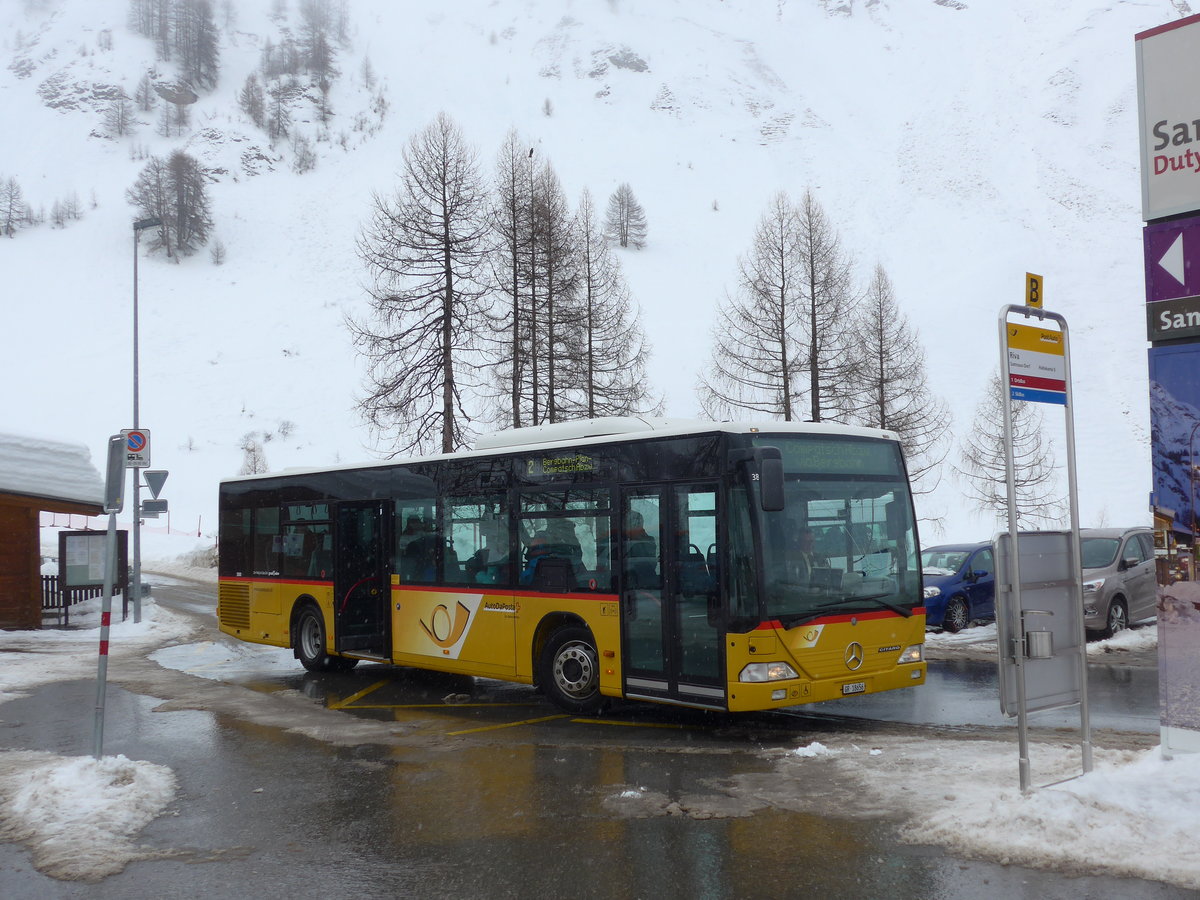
221,416 -> 901,485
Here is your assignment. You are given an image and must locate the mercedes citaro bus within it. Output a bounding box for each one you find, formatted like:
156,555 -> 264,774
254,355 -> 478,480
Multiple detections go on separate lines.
217,417 -> 926,713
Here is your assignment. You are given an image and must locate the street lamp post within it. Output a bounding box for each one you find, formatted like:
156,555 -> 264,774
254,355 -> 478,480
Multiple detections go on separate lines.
132,216 -> 161,623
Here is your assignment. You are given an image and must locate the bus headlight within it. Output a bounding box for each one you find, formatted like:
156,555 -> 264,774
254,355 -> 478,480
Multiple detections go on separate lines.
739,662 -> 799,683
898,644 -> 923,664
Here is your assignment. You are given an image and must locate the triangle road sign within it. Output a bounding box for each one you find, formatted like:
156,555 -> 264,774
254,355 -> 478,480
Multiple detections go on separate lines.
143,469 -> 169,500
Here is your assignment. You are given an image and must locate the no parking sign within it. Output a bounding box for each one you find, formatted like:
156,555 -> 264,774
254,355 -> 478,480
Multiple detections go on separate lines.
121,428 -> 150,467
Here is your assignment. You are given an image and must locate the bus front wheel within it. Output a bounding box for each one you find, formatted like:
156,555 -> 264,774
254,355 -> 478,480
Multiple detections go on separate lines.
295,605 -> 358,673
539,626 -> 602,714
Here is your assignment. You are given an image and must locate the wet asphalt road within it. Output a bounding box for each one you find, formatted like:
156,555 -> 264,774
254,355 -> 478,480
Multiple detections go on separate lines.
0,579 -> 1186,899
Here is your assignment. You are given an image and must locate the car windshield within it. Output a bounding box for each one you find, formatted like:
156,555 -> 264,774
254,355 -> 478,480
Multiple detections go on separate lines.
738,435 -> 921,628
921,550 -> 969,573
1081,537 -> 1120,569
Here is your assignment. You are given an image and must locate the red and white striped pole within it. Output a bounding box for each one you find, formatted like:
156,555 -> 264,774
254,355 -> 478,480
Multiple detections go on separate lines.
93,435 -> 126,760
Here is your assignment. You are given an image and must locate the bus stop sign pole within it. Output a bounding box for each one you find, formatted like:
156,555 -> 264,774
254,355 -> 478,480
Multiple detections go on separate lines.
93,434 -> 125,760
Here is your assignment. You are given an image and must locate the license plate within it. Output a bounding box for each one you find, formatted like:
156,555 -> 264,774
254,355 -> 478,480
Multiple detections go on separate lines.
842,681 -> 866,695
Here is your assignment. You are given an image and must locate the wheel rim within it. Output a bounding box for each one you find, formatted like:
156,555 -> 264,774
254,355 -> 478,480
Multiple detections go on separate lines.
1109,604 -> 1128,635
552,641 -> 597,700
300,613 -> 322,659
946,599 -> 968,631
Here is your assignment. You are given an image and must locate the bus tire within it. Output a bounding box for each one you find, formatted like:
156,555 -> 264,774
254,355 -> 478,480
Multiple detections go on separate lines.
295,605 -> 358,673
539,626 -> 602,714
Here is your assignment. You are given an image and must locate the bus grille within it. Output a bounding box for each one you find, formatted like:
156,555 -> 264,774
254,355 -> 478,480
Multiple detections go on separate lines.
218,582 -> 251,630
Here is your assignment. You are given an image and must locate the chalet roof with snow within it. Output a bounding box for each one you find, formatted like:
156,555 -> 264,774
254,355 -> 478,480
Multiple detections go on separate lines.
0,431 -> 104,511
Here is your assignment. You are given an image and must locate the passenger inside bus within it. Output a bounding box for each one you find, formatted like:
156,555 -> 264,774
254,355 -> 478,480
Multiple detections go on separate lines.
465,518 -> 509,584
399,517 -> 438,582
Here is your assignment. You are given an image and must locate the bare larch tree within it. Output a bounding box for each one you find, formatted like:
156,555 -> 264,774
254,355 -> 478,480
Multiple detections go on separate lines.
955,369 -> 1063,528
567,187 -> 658,418
854,263 -> 951,494
349,112 -> 492,455
697,191 -> 805,421
484,131 -> 534,429
794,188 -> 857,423
604,182 -> 648,249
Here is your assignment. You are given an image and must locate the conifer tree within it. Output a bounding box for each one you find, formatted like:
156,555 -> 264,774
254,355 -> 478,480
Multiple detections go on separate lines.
604,182 -> 647,249
349,113 -> 492,455
955,370 -> 1062,528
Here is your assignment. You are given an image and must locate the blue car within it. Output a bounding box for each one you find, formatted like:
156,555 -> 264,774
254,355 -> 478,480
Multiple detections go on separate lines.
921,542 -> 996,633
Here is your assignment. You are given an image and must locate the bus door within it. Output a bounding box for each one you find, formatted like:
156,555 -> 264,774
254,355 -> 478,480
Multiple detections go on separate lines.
620,484 -> 723,707
333,500 -> 392,658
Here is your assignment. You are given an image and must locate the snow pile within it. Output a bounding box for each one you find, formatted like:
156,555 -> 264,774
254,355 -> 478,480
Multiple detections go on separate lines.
0,751 -> 177,882
150,637 -> 296,681
0,595 -> 195,705
0,431 -> 103,506
786,736 -> 1200,888
923,620 -> 1160,657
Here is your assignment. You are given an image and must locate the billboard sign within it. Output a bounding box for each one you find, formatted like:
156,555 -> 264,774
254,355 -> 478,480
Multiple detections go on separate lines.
1144,215 -> 1200,302
1137,14 -> 1200,220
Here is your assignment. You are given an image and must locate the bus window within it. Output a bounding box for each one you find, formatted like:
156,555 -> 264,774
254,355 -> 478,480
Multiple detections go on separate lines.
445,498 -> 508,585
253,507 -> 281,576
219,507 -> 251,577
282,523 -> 332,579
519,489 -> 611,592
396,502 -> 437,583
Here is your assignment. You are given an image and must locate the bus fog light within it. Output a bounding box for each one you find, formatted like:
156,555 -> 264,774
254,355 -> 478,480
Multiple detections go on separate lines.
899,644 -> 923,664
739,662 -> 799,683
771,688 -> 788,700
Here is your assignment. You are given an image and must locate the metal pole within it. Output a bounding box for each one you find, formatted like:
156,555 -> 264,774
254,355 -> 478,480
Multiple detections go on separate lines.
998,307 -> 1031,791
132,225 -> 142,624
1057,315 -> 1092,774
92,512 -> 118,759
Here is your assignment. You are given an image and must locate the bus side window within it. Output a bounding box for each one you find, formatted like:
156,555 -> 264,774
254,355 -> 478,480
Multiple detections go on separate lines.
219,507 -> 252,577
396,504 -> 437,583
253,507 -> 281,575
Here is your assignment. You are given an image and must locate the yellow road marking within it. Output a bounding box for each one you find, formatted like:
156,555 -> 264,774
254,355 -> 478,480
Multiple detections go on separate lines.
447,714 -> 569,735
328,679 -> 389,710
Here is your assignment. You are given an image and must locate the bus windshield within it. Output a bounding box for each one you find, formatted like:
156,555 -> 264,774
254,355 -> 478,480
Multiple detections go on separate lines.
748,435 -> 920,628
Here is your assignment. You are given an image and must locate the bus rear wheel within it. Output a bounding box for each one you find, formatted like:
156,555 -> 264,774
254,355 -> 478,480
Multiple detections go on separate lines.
540,626 -> 602,714
295,605 -> 358,673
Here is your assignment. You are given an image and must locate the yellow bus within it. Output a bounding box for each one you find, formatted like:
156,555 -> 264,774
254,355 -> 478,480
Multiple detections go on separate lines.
217,418 -> 926,713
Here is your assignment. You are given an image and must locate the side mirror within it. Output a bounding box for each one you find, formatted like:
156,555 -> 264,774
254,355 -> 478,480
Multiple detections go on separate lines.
729,446 -> 784,511
759,448 -> 784,512
973,569 -> 989,580
1121,557 -> 1139,571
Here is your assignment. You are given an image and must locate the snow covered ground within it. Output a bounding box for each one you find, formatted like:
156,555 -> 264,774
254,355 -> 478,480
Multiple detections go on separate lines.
0,589 -> 1195,888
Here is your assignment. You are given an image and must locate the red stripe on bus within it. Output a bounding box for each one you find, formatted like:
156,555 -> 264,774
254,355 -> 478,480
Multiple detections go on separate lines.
758,607 -> 925,629
222,576 -> 331,586
391,583 -> 619,602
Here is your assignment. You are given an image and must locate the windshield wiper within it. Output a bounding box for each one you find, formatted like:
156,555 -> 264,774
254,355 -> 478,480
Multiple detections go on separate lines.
812,592 -> 913,618
774,593 -> 913,631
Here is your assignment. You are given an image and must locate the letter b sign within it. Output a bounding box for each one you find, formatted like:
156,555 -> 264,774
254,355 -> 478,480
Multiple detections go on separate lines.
1026,272 -> 1043,309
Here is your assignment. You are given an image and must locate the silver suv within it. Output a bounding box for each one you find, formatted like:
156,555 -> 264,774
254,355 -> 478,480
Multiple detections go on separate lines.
1079,527 -> 1156,638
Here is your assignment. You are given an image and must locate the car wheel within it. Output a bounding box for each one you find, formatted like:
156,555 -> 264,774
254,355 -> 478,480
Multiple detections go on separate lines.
1103,597 -> 1129,639
942,596 -> 969,634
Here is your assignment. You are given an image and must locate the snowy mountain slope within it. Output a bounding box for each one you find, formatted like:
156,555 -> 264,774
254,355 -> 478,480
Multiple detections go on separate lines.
0,0 -> 1181,554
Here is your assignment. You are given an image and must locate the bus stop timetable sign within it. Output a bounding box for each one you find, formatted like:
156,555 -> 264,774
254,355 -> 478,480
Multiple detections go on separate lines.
121,428 -> 150,467
1006,323 -> 1066,405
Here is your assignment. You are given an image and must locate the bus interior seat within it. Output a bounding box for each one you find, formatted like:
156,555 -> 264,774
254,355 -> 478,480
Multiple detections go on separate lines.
531,557 -> 574,592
